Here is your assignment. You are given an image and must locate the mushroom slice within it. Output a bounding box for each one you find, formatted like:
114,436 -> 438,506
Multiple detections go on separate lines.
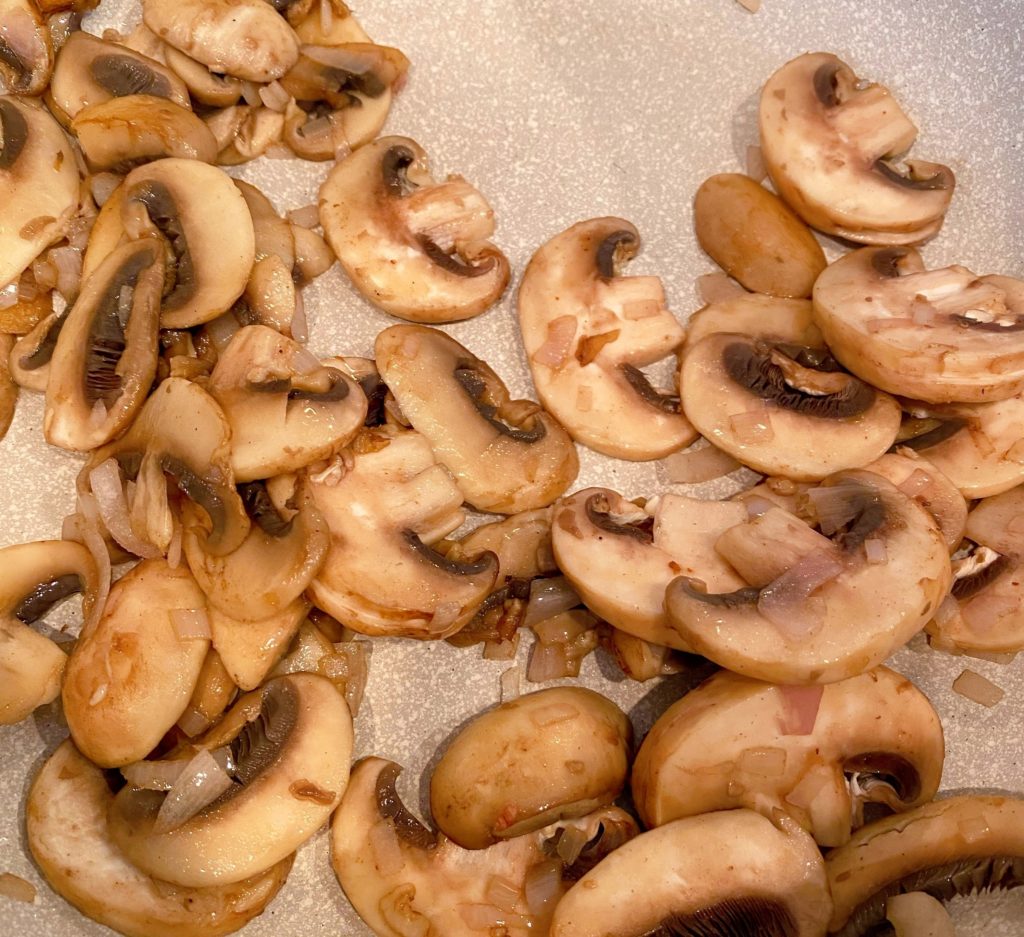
680,332 -> 902,480
518,217 -> 696,460
684,293 -> 823,350
62,557 -> 210,767
109,673 -> 353,887
0,0 -> 52,94
632,666 -> 943,848
376,325 -> 578,513
814,247 -> 1024,404
162,45 -> 242,107
319,136 -> 511,323
208,599 -> 309,693
307,426 -> 499,638
666,471 -> 951,684
0,539 -> 97,725
827,795 -> 1024,936
552,487 -> 748,649
44,238 -> 163,451
207,325 -> 366,481
27,740 -> 293,937
332,756 -> 639,937
759,52 -> 954,245
141,0 -> 300,82
430,687 -> 632,849
550,809 -> 832,937
9,305 -> 67,389
0,96 -> 79,291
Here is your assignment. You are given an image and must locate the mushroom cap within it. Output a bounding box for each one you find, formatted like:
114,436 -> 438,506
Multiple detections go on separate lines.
430,686 -> 632,849
0,0 -> 52,95
632,666 -> 944,847
376,324 -> 578,513
549,809 -> 833,937
759,52 -> 954,244
109,673 -> 353,887
517,217 -> 695,460
813,247 -> 1024,404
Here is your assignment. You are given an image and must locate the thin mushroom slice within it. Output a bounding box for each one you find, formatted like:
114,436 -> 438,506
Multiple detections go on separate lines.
0,539 -> 98,725
27,740 -> 294,937
680,332 -> 902,480
109,673 -> 353,887
683,293 -> 823,351
307,425 -> 499,638
332,756 -> 639,937
376,325 -> 578,513
162,44 -> 242,107
813,247 -> 1024,404
319,136 -> 511,323
759,52 -> 954,245
9,305 -> 65,390
550,809 -> 833,937
0,0 -> 52,94
208,598 -> 310,692
827,795 -> 1024,936
632,666 -> 944,848
518,217 -> 696,460
44,238 -> 163,451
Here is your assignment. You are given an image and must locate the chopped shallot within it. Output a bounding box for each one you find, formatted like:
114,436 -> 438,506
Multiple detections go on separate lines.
758,551 -> 844,641
259,80 -> 291,112
744,496 -> 776,519
153,747 -> 235,834
499,664 -> 521,702
522,576 -> 580,628
526,640 -> 572,683
662,441 -> 741,483
524,859 -> 562,916
485,876 -> 521,913
729,407 -> 774,445
807,484 -> 865,535
88,459 -> 161,559
532,315 -> 576,368
74,492 -> 110,635
121,758 -> 188,791
952,669 -> 1005,708
776,685 -> 824,735
0,283 -> 17,310
177,707 -> 213,738
863,538 -> 888,565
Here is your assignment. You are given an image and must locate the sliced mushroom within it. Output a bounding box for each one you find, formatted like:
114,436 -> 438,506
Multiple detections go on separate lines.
680,332 -> 902,480
162,44 -> 242,107
0,0 -> 52,94
10,305 -> 66,389
211,103 -> 285,166
827,795 -> 1024,936
319,136 -> 510,322
0,332 -> 16,435
332,756 -> 639,937
683,293 -> 823,351
517,218 -> 696,460
430,687 -> 632,849
208,600 -> 309,692
109,673 -> 353,886
178,648 -> 237,735
665,471 -> 951,684
813,247 -> 1024,404
43,238 -> 163,451
27,739 -> 294,937
759,52 -> 954,245
307,425 -> 499,638
632,666 -> 943,847
0,95 -> 79,291
375,325 -> 578,513
0,539 -> 97,725
550,809 -> 833,936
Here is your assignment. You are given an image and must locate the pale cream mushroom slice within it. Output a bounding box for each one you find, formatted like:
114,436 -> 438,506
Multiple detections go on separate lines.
376,325 -> 578,513
162,44 -> 242,107
827,795 -> 1024,936
210,103 -> 286,166
680,332 -> 901,480
759,52 -> 954,245
207,600 -> 309,693
0,539 -> 98,725
665,471 -> 951,684
109,673 -> 352,887
632,666 -> 944,847
332,756 -> 639,937
207,325 -> 366,481
549,809 -> 833,937
518,217 -> 695,460
319,136 -> 510,322
0,95 -> 79,291
0,0 -> 52,94
307,425 -> 499,638
813,247 -> 1024,404
683,293 -> 822,351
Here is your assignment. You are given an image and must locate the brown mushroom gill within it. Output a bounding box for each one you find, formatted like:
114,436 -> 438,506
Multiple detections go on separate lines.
678,579 -> 761,609
453,364 -> 546,443
248,367 -> 351,402
870,249 -> 909,279
872,160 -> 952,192
403,530 -> 496,577
128,181 -> 195,310
894,416 -> 966,451
228,680 -> 297,788
238,481 -> 293,537
595,229 -> 638,279
374,761 -> 437,849
844,752 -> 921,806
90,55 -> 173,99
0,39 -> 29,92
951,550 -> 1012,600
159,454 -> 230,535
813,61 -> 841,107
19,311 -> 69,372
381,143 -> 415,195
0,98 -> 28,169
416,234 -> 494,278
642,898 -> 796,937
14,573 -> 84,624
620,365 -> 682,414
584,492 -> 654,543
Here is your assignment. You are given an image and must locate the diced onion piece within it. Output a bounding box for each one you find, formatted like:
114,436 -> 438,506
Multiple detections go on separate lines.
241,80 -> 262,107
932,594 -> 960,628
555,824 -> 590,864
177,707 -> 212,737
897,469 -> 933,497
957,814 -> 991,844
662,441 -> 741,483
744,496 -> 776,519
259,80 -> 290,112
952,669 -> 1005,708
291,290 -> 309,343
885,892 -> 955,937
745,144 -> 766,181
864,538 -> 888,565
485,876 -> 521,914
526,640 -> 572,683
74,492 -> 111,634
532,315 -> 577,368
737,746 -> 787,777
807,484 -> 865,535
483,636 -> 517,660
522,576 -> 580,628
369,819 -> 405,876
499,664 -> 520,702
776,685 -> 824,735
910,298 -> 937,326
0,282 -> 17,310
153,748 -> 235,834
533,610 -> 591,646
524,859 -> 562,916
17,271 -> 38,301
50,246 -> 83,300
88,459 -> 162,559
121,758 -> 188,791
170,607 -> 211,641
286,204 -> 320,229
0,872 -> 36,904
90,172 -> 122,208
728,408 -> 773,444
696,272 -> 745,305
758,551 -> 844,641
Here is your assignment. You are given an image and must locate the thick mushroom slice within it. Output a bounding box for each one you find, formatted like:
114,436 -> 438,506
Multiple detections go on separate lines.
550,809 -> 833,937
759,52 -> 954,245
827,795 -> 1024,936
208,599 -> 310,692
109,673 -> 353,887
307,425 -> 499,638
44,238 -> 163,451
319,136 -> 510,323
517,217 -> 696,460
814,247 -> 1024,404
0,95 -> 79,291
551,487 -> 748,649
632,666 -> 944,848
680,332 -> 902,480
0,539 -> 98,725
27,740 -> 293,937
207,325 -> 367,481
683,293 -> 823,350
0,0 -> 52,94
332,756 -> 639,937
376,325 -> 578,513
665,471 -> 951,684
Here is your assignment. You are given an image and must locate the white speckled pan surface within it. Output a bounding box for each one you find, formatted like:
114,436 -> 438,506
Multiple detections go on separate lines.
2,0 -> 1024,933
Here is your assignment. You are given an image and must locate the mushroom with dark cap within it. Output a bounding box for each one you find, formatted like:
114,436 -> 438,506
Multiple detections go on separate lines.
0,0 -> 53,95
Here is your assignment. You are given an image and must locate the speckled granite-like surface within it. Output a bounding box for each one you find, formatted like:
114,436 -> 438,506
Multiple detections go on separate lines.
2,0 -> 1023,934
